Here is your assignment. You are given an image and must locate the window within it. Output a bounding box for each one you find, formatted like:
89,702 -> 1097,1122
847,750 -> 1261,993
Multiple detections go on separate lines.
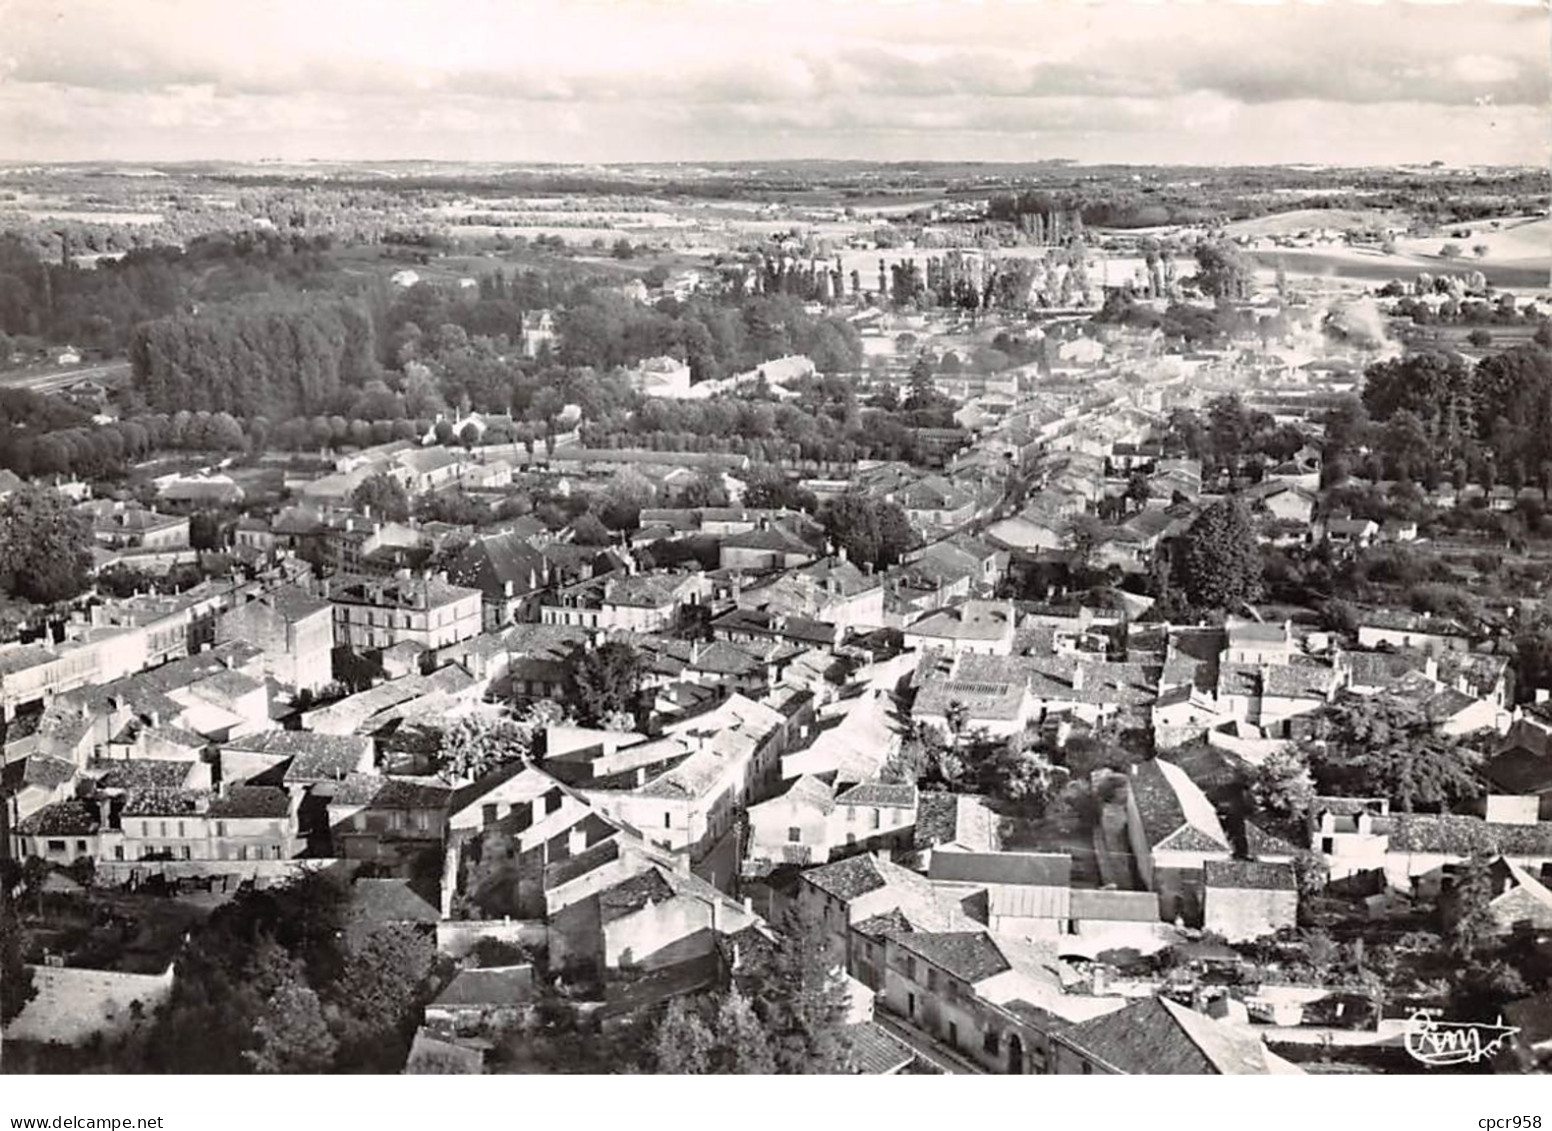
216,821 -> 227,838
271,846 -> 282,860
847,806 -> 856,823
181,846 -> 191,861
1321,837 -> 1334,854
113,846 -> 124,861
870,809 -> 881,830
159,821 -> 167,838
927,969 -> 938,992
177,821 -> 185,838
47,839 -> 66,854
788,827 -> 803,843
948,1022 -> 959,1049
237,846 -> 248,862
141,821 -> 150,838
482,803 -> 498,826
1081,1061 -> 1093,1076
984,1030 -> 1002,1056
663,813 -> 672,829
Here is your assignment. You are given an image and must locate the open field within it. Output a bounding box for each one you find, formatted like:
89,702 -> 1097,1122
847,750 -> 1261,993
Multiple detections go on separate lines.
1223,208 -> 1411,238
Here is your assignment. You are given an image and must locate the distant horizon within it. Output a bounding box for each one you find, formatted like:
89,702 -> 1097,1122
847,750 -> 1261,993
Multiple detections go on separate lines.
2,157 -> 1546,173
2,0 -> 1546,168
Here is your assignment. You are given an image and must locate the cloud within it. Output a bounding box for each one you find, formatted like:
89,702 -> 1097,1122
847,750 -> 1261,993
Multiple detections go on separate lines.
0,0 -> 1545,163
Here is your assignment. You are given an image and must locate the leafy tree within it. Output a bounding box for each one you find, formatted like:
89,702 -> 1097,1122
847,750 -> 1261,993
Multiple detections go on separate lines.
188,511 -> 225,551
1472,244 -> 1490,259
1064,513 -> 1109,569
330,923 -> 438,1072
1314,695 -> 1483,814
906,352 -> 936,410
0,884 -> 36,1026
981,742 -> 1063,810
1466,328 -> 1493,349
569,512 -> 614,546
1249,743 -> 1317,819
435,716 -> 532,782
818,493 -> 918,570
710,989 -> 778,1074
1291,850 -> 1329,905
350,473 -> 410,522
1442,854 -> 1499,962
1439,243 -> 1464,260
570,640 -> 646,726
1125,471 -> 1152,509
744,468 -> 818,513
652,997 -> 717,1073
244,973 -> 338,1074
741,907 -> 855,1073
0,486 -> 92,605
1176,498 -> 1263,611
1193,238 -> 1253,300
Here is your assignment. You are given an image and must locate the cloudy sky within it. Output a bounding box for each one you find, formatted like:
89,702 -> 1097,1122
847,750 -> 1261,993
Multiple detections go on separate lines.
0,0 -> 1546,166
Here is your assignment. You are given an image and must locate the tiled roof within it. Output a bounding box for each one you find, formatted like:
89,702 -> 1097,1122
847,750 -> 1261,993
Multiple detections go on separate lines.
16,798 -> 101,836
1244,822 -> 1301,858
1061,997 -> 1299,1074
1129,758 -> 1229,851
2,755 -> 77,793
1068,888 -> 1160,922
1204,859 -> 1296,891
928,851 -> 1072,888
890,930 -> 1011,985
780,774 -> 837,815
432,965 -> 538,1008
88,759 -> 194,791
834,782 -> 918,809
351,877 -> 441,924
207,786 -> 292,820
802,853 -> 891,901
907,600 -> 1016,643
1388,815 -> 1552,856
846,1021 -> 914,1074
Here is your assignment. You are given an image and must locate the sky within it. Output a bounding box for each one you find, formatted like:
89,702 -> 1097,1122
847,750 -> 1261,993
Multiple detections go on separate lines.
0,0 -> 1547,166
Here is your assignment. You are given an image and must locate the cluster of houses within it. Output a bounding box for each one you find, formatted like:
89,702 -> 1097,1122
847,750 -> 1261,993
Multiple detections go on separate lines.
7,321 -> 1552,1074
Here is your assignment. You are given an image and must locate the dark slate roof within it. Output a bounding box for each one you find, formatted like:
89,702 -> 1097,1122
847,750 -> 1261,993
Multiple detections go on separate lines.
1060,997 -> 1285,1074
17,798 -> 102,835
846,1021 -> 914,1074
88,759 -> 193,792
1482,747 -> 1552,795
351,877 -> 441,924
1,755 -> 77,794
1387,815 -> 1552,856
801,854 -> 889,901
207,786 -> 292,820
834,782 -> 918,809
913,790 -> 959,849
1203,859 -> 1297,891
928,851 -> 1072,888
890,931 -> 1011,984
432,965 -> 537,1008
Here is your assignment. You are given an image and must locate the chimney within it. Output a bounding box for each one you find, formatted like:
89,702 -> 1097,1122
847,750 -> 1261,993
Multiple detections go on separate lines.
1071,664 -> 1085,693
1538,689 -> 1551,704
1357,812 -> 1374,836
568,826 -> 587,856
1425,656 -> 1439,682
709,898 -> 722,934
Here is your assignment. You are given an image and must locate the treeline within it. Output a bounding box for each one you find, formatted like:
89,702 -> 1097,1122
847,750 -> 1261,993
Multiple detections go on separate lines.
1355,345 -> 1552,489
0,232 -> 343,357
555,291 -> 863,379
576,402 -> 964,467
129,297 -> 381,418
